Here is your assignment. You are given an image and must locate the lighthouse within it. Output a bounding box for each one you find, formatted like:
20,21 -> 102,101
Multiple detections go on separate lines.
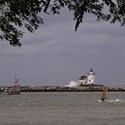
87,68 -> 95,84
66,68 -> 96,87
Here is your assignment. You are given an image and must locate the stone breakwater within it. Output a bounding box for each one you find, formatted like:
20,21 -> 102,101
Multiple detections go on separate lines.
0,84 -> 125,92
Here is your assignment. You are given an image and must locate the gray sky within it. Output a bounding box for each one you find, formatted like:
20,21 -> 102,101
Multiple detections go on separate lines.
0,9 -> 125,86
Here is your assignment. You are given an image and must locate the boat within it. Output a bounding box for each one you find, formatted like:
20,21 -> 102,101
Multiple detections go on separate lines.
8,78 -> 21,95
101,86 -> 108,102
3,75 -> 21,95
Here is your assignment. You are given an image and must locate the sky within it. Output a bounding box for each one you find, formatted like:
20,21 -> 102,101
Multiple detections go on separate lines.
0,9 -> 125,87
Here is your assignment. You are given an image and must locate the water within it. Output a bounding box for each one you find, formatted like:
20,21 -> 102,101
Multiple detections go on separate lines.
0,92 -> 125,125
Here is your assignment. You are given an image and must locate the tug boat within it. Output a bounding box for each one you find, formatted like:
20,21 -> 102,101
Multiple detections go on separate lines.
4,76 -> 21,95
8,78 -> 21,95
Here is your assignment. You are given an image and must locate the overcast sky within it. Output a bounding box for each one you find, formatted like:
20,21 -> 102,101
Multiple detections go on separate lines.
0,9 -> 125,86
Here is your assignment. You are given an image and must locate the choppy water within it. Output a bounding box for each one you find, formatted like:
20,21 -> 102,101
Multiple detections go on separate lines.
0,92 -> 125,125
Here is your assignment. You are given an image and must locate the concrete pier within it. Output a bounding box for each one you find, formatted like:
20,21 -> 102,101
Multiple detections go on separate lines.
0,85 -> 125,92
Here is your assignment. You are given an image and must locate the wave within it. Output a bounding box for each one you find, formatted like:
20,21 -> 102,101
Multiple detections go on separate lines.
98,99 -> 124,103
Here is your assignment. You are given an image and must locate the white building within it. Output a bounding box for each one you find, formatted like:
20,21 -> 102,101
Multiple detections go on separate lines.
78,68 -> 95,85
67,68 -> 95,87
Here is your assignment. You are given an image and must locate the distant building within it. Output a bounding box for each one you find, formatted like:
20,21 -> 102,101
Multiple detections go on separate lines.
78,68 -> 95,85
67,68 -> 95,87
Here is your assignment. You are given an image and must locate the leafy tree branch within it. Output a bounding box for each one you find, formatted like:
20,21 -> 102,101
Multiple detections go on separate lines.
0,0 -> 125,46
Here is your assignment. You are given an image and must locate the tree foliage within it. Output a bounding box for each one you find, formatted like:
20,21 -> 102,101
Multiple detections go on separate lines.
0,0 -> 125,46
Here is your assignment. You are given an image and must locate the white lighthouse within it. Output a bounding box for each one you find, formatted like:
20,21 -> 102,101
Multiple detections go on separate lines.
66,68 -> 95,87
87,68 -> 95,84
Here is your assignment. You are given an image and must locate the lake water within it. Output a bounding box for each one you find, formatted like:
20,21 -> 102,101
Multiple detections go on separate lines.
0,92 -> 125,125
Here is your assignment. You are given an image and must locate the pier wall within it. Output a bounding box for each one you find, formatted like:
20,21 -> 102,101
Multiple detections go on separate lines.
0,85 -> 125,92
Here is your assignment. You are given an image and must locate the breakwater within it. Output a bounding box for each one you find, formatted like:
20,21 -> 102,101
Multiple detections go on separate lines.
0,85 -> 125,92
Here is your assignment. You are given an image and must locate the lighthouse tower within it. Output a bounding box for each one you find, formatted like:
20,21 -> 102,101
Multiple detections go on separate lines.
87,68 -> 95,84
